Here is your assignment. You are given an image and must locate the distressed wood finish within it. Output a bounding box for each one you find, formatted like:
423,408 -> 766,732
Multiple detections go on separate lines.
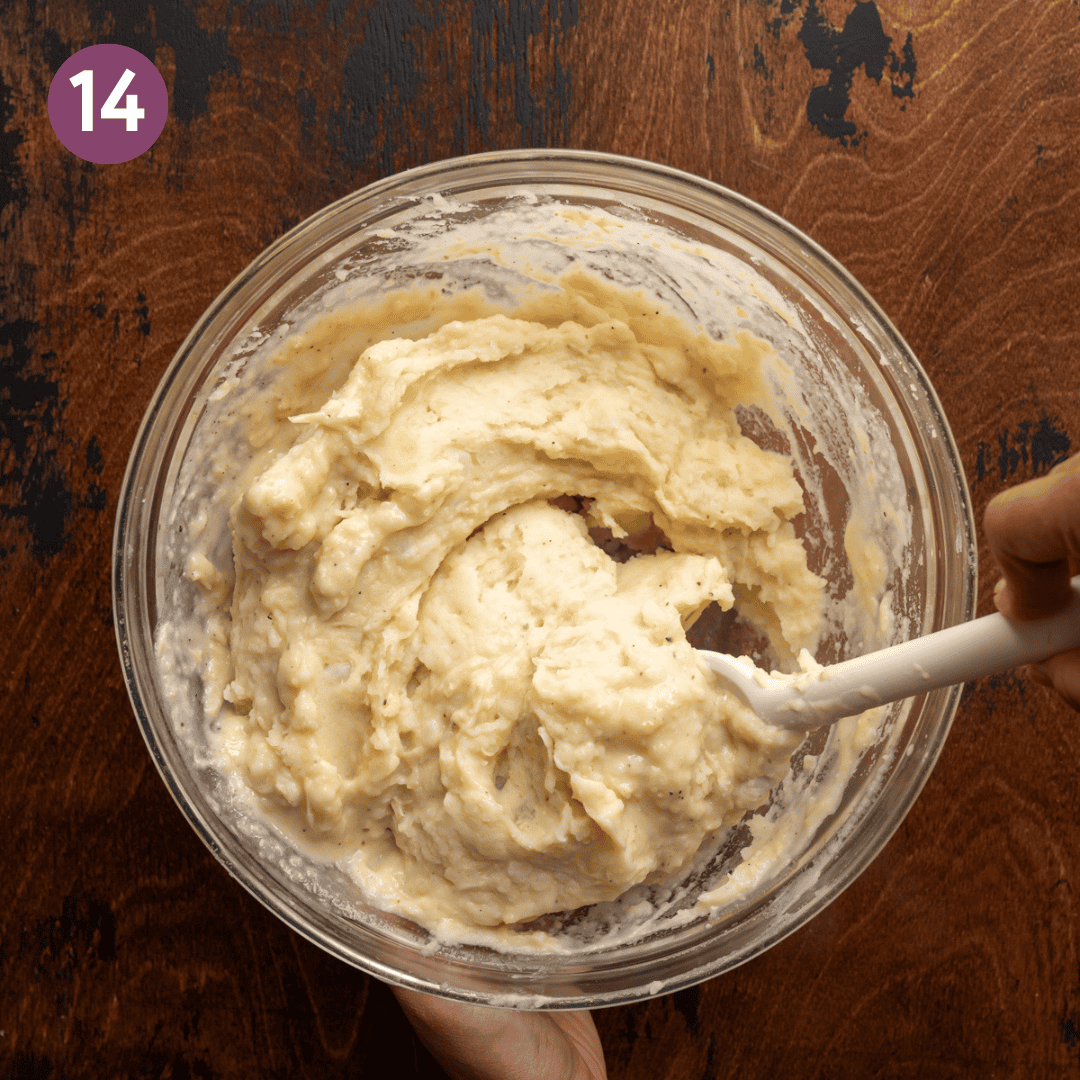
3,1 -> 1080,1077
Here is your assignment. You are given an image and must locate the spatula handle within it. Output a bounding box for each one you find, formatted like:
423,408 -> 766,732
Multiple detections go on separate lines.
793,575 -> 1080,722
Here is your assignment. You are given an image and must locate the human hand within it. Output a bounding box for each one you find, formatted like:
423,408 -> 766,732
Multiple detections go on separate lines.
392,985 -> 607,1080
983,453 -> 1080,709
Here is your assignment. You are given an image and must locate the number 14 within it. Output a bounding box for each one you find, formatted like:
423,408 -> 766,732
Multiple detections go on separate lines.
69,68 -> 146,132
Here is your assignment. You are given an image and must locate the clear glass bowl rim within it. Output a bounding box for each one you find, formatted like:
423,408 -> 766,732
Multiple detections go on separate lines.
112,148 -> 975,1008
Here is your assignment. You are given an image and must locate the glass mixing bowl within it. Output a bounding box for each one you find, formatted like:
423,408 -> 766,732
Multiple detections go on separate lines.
113,150 -> 975,1008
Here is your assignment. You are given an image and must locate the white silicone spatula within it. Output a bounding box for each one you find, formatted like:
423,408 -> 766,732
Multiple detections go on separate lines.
699,576 -> 1080,731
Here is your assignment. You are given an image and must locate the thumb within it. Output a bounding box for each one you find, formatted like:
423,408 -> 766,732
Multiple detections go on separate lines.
392,985 -> 607,1080
984,455 -> 1080,620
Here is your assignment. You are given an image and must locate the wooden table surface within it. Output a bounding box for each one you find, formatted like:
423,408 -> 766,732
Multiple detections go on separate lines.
4,1 -> 1080,1076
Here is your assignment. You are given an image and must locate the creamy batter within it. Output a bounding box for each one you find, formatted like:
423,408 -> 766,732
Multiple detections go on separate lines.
210,272 -> 827,931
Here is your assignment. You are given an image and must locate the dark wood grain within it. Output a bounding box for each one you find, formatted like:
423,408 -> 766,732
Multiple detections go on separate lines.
3,1 -> 1080,1076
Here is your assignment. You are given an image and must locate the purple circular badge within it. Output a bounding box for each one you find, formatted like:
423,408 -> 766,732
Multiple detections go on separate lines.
48,44 -> 168,165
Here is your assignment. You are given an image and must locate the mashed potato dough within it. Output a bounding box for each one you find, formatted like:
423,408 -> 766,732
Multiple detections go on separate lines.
216,273 -> 825,930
